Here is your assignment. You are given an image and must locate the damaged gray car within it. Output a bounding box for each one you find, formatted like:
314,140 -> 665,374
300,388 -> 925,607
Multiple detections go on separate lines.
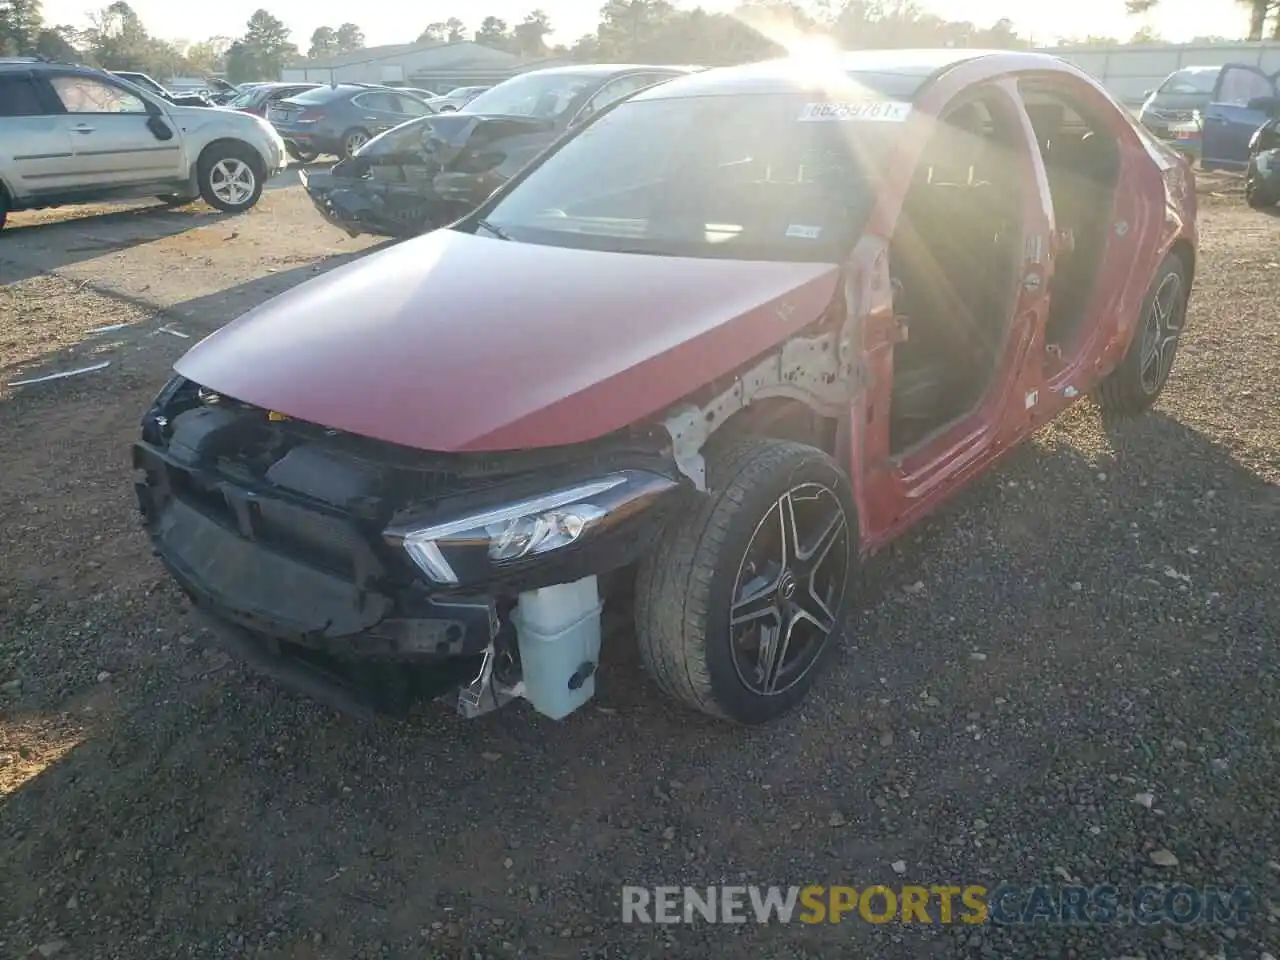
299,64 -> 697,238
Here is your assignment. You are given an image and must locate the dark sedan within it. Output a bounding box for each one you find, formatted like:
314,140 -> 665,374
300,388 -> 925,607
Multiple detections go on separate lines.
268,84 -> 438,161
299,64 -> 697,238
226,82 -> 321,117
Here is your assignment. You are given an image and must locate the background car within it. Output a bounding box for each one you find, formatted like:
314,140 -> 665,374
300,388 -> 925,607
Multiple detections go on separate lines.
224,82 -> 323,162
0,57 -> 288,228
433,85 -> 489,112
1244,116 -> 1280,206
1198,62 -> 1280,170
111,70 -> 212,107
1137,65 -> 1221,139
267,83 -> 437,160
301,64 -> 696,237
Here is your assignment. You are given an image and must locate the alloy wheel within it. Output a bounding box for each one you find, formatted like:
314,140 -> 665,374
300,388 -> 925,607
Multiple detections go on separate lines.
208,158 -> 256,207
728,483 -> 850,696
345,131 -> 369,156
1138,271 -> 1185,395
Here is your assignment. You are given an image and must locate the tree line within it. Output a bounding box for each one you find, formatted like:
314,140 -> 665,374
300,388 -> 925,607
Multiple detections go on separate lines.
0,0 -> 1258,85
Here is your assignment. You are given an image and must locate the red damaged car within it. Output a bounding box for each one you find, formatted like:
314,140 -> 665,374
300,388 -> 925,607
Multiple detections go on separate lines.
134,50 -> 1197,725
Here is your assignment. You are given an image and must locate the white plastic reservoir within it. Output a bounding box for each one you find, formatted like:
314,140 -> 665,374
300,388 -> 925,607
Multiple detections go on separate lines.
512,575 -> 603,720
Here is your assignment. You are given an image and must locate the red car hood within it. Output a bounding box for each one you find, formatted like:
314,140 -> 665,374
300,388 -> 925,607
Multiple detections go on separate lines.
175,230 -> 841,452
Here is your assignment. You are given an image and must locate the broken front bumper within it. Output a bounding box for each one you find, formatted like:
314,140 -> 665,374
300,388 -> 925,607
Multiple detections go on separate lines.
132,382 -> 687,717
299,168 -> 467,239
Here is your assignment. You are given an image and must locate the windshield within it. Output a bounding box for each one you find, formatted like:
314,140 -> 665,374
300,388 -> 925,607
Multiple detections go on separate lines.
226,87 -> 262,109
1159,68 -> 1219,95
463,73 -> 595,119
359,116 -> 434,155
475,93 -> 892,262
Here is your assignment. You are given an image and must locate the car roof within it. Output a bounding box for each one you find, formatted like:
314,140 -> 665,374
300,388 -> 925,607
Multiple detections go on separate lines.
631,49 -> 1050,101
516,63 -> 697,80
0,59 -> 134,81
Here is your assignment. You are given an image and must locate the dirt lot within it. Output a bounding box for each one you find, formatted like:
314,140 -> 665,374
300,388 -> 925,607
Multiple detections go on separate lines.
0,173 -> 1277,960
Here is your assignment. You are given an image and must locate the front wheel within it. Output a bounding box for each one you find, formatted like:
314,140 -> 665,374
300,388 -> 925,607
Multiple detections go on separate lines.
1095,251 -> 1188,415
197,145 -> 264,213
1245,177 -> 1274,208
635,438 -> 857,725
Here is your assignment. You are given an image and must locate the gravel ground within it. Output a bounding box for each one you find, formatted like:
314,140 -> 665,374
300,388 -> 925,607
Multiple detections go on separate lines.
0,178 -> 1277,960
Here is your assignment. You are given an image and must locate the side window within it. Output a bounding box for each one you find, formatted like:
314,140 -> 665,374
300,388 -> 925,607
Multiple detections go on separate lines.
395,94 -> 431,117
51,76 -> 147,114
0,75 -> 48,117
580,75 -> 654,119
1217,68 -> 1273,107
353,91 -> 398,113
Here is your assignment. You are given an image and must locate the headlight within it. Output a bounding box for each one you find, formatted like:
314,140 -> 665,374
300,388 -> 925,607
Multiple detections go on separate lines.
385,470 -> 679,585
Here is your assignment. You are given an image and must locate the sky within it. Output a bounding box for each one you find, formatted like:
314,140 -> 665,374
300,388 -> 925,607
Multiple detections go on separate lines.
37,0 -> 1250,51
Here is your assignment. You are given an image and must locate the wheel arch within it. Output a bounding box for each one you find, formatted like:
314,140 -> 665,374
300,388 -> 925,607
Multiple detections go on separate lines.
1169,235 -> 1195,288
194,137 -> 267,180
714,398 -> 839,456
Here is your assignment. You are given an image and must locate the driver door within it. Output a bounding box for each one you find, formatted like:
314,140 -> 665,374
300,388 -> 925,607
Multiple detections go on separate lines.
46,73 -> 184,187
1202,63 -> 1279,170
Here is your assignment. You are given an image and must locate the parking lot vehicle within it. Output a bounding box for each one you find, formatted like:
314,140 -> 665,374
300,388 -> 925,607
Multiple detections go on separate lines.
111,70 -> 213,107
300,64 -> 697,237
268,83 -> 437,160
1191,62 -> 1280,170
1244,115 -> 1280,206
1138,65 -> 1220,139
433,85 -> 489,112
226,81 -> 320,117
135,50 -> 1197,725
0,57 -> 289,228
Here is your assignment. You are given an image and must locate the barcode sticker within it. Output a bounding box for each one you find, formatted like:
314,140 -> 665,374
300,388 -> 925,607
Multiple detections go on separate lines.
785,224 -> 823,239
797,101 -> 912,123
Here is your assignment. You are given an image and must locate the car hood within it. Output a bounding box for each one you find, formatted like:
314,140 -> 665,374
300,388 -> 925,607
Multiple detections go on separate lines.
174,229 -> 842,452
348,112 -> 555,171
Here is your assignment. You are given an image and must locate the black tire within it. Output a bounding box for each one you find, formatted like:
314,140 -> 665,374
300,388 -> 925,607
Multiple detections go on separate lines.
286,144 -> 319,164
0,190 -> 7,231
340,127 -> 371,159
1245,178 -> 1274,208
1095,251 -> 1189,415
196,143 -> 265,213
635,437 -> 857,725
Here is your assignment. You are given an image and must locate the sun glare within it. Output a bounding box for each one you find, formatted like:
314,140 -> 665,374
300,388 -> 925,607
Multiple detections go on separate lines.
731,11 -> 861,93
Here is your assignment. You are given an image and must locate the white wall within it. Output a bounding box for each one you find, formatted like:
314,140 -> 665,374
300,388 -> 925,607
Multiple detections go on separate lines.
1037,42 -> 1280,105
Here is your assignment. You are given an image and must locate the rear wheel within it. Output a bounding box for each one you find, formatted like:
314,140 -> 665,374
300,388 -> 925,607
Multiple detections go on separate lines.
1095,251 -> 1188,414
197,144 -> 264,213
0,190 -> 8,231
341,128 -> 370,159
635,438 -> 856,725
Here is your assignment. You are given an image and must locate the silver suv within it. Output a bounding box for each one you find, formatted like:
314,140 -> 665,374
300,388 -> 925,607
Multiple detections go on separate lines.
0,57 -> 289,230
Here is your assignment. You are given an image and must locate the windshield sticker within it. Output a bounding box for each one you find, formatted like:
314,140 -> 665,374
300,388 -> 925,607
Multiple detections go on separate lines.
785,224 -> 823,239
798,101 -> 912,123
